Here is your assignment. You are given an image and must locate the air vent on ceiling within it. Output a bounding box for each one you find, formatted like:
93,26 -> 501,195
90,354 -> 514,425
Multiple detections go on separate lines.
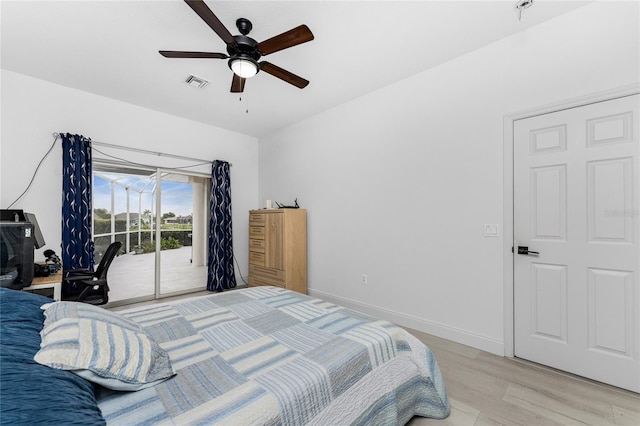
185,74 -> 209,88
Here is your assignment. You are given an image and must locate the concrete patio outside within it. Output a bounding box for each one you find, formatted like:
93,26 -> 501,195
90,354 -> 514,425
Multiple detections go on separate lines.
107,245 -> 206,302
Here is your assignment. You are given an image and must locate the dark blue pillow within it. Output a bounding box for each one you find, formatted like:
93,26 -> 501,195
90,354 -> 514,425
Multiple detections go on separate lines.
0,288 -> 105,425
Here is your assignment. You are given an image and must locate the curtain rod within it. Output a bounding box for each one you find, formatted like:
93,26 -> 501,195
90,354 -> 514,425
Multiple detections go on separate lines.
52,132 -> 232,166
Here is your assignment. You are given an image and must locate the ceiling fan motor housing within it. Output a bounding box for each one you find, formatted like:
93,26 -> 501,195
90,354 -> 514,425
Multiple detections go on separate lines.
226,34 -> 261,61
226,32 -> 261,75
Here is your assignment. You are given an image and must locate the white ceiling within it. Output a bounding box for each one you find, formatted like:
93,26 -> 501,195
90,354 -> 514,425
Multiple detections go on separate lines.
1,1 -> 589,138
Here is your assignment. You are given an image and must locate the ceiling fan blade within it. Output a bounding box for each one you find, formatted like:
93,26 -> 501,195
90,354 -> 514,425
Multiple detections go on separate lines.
184,0 -> 235,45
231,74 -> 246,93
159,50 -> 228,59
260,62 -> 309,89
258,25 -> 314,55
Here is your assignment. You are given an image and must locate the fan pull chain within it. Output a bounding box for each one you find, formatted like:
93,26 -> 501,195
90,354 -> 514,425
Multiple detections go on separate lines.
239,96 -> 249,114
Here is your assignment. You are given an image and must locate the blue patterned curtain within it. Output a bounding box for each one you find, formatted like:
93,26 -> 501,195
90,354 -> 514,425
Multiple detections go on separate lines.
207,160 -> 236,292
61,133 -> 94,271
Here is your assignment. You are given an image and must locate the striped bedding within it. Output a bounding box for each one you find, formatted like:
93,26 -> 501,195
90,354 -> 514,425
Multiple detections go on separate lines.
97,286 -> 450,425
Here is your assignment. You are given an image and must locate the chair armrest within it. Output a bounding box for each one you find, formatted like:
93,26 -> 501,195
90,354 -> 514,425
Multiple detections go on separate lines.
64,275 -> 98,282
65,268 -> 91,274
64,269 -> 93,279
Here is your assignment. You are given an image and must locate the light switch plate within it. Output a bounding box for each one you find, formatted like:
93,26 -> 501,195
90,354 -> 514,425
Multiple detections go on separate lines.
484,224 -> 499,237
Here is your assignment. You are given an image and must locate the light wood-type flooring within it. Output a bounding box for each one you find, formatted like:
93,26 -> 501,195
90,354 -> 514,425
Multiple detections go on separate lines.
406,328 -> 639,426
111,293 -> 639,425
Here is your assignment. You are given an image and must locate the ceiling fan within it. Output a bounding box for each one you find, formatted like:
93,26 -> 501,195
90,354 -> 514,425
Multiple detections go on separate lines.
159,0 -> 314,93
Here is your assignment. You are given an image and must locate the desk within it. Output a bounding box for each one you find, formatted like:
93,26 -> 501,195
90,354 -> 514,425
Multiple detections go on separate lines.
23,271 -> 62,301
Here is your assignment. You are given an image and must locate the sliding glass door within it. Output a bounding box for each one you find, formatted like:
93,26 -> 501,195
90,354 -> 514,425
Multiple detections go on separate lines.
158,173 -> 208,296
93,167 -> 156,302
92,163 -> 209,305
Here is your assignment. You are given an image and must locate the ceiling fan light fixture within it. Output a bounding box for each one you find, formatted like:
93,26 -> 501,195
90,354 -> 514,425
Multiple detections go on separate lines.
230,57 -> 258,78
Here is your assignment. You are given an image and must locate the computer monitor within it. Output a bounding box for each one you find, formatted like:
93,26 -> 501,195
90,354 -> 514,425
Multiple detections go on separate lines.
24,212 -> 46,249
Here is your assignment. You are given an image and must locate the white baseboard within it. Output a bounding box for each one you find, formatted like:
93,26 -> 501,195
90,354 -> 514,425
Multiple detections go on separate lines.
309,289 -> 505,356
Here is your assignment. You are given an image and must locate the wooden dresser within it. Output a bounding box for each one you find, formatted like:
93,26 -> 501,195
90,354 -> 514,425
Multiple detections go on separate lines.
248,209 -> 307,294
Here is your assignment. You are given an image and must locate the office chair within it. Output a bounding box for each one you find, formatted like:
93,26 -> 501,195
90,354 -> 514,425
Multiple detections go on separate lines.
62,241 -> 122,305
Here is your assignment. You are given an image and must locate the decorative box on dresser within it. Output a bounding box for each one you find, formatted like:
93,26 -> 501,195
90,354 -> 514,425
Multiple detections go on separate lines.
248,209 -> 307,294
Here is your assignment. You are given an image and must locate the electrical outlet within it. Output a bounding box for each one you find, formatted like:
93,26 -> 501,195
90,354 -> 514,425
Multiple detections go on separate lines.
361,274 -> 367,285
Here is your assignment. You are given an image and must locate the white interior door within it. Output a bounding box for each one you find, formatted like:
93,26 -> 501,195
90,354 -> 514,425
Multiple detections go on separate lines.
514,94 -> 639,392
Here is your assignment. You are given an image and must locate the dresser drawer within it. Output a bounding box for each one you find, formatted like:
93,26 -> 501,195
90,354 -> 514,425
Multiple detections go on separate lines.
249,212 -> 265,227
249,277 -> 284,288
249,264 -> 285,285
248,238 -> 265,253
249,226 -> 265,239
249,251 -> 265,266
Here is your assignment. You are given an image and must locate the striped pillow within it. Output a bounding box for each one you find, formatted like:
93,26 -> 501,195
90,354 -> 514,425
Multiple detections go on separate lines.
35,317 -> 175,391
41,301 -> 142,332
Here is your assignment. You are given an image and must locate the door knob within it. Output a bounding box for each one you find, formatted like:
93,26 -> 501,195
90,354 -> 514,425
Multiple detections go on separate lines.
517,246 -> 539,255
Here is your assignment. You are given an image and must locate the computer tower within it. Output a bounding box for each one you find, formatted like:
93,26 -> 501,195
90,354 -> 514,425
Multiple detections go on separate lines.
0,221 -> 35,289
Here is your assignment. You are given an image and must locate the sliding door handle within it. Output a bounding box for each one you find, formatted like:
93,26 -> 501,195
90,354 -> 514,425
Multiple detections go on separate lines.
517,246 -> 539,256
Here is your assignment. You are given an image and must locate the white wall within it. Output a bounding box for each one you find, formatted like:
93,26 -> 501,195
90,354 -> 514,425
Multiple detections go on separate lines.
0,70 -> 258,282
258,2 -> 640,354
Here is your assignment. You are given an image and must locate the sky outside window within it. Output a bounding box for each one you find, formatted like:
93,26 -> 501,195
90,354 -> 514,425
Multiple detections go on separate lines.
93,172 -> 194,217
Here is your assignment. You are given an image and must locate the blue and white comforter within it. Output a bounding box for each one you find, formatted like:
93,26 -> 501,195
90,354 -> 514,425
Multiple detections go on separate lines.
97,286 -> 449,425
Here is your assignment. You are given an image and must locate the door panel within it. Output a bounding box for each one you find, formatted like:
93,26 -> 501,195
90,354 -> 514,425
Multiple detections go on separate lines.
587,268 -> 634,356
514,94 -> 639,392
531,165 -> 567,240
588,158 -> 634,242
531,263 -> 568,342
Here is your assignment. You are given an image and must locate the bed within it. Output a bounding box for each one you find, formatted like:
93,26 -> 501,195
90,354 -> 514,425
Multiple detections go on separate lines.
0,286 -> 449,425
